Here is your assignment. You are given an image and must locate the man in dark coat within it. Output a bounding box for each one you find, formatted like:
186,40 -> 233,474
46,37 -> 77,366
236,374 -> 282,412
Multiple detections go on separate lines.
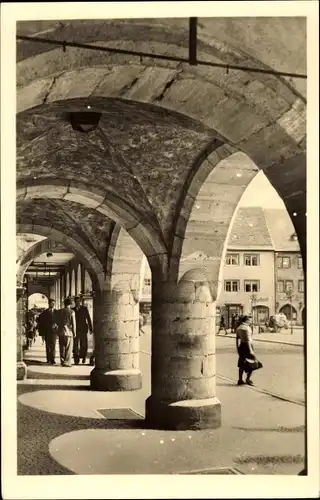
38,299 -> 60,364
72,297 -> 93,365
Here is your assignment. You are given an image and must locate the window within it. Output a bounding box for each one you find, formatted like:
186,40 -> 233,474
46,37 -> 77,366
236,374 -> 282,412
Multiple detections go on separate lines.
277,280 -> 284,293
285,280 -> 293,292
226,253 -> 239,265
297,256 -> 303,269
277,256 -> 291,268
244,254 -> 260,266
244,280 -> 260,292
224,280 -> 239,292
144,278 -> 151,287
298,280 -> 304,292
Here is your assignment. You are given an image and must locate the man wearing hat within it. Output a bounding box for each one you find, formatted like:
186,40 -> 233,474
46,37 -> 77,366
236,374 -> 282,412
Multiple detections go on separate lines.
72,296 -> 93,365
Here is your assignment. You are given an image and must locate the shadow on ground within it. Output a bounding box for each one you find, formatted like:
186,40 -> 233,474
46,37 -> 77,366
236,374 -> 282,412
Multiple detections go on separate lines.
18,384 -> 148,475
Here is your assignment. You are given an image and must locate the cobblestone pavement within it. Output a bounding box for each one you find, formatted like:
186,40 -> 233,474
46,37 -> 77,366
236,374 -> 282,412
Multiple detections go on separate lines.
17,337 -> 305,476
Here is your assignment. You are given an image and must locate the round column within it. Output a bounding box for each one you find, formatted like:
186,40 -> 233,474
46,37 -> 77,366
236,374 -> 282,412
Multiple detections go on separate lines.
146,269 -> 221,430
90,281 -> 142,391
16,286 -> 27,380
59,275 -> 63,308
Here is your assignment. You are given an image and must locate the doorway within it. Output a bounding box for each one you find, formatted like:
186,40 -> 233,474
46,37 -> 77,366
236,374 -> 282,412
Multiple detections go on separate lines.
223,304 -> 243,329
253,305 -> 270,325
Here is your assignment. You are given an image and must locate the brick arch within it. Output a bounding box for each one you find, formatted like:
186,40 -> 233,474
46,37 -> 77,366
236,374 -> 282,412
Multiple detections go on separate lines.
175,152 -> 258,292
19,238 -> 67,267
16,179 -> 167,262
17,224 -> 105,292
111,227 -> 145,294
17,40 -> 306,165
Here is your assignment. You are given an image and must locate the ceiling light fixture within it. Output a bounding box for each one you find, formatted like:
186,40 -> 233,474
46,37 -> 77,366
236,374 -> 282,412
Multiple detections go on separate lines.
69,111 -> 102,133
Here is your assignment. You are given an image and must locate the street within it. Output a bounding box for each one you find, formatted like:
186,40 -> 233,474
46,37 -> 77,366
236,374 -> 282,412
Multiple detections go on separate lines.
139,327 -> 305,404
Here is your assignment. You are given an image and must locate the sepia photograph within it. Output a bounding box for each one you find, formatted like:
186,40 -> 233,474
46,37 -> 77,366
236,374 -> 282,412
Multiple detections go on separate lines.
1,2 -> 319,499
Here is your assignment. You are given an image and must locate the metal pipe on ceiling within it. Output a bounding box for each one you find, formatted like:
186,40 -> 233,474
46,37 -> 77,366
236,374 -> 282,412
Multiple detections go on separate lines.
16,31 -> 307,80
189,17 -> 198,66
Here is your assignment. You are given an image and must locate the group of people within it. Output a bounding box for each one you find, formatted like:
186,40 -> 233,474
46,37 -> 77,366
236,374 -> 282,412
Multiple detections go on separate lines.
37,296 -> 93,367
218,313 -> 241,335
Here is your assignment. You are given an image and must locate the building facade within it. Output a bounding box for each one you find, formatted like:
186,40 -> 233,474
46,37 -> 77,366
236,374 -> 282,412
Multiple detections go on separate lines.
217,207 -> 275,327
264,209 -> 305,326
218,249 -> 275,328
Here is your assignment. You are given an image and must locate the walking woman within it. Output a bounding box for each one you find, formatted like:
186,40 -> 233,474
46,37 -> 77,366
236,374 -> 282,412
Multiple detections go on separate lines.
58,298 -> 76,367
236,315 -> 255,386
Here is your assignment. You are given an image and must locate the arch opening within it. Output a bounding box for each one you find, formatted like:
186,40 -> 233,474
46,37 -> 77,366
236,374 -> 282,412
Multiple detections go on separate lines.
27,292 -> 48,310
17,225 -> 105,293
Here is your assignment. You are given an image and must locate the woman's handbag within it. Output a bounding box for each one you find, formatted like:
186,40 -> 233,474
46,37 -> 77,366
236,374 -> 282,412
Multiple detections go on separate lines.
244,357 -> 263,373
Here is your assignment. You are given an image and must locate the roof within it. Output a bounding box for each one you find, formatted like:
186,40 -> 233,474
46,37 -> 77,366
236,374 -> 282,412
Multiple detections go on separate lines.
263,209 -> 301,252
227,206 -> 301,252
227,207 -> 274,249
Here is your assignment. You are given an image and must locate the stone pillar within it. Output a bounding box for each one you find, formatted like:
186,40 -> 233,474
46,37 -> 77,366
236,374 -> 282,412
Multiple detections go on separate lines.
74,265 -> 78,296
70,269 -> 76,298
65,271 -> 70,297
48,284 -> 55,301
145,269 -> 221,430
80,264 -> 86,295
90,281 -> 142,391
59,274 -> 64,308
69,269 -> 72,297
56,278 -> 60,307
17,286 -> 27,380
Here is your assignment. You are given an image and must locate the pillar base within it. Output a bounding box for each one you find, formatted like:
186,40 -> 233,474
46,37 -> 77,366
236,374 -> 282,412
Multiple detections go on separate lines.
17,361 -> 27,381
145,396 -> 221,430
90,368 -> 142,391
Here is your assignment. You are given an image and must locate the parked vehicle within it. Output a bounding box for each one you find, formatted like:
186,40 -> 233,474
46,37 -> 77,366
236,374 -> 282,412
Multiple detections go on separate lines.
266,313 -> 289,332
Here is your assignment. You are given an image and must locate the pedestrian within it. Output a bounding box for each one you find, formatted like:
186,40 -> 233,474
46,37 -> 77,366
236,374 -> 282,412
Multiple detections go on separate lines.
139,312 -> 147,336
36,315 -> 45,344
236,314 -> 255,386
218,315 -> 227,335
234,313 -> 241,331
72,296 -> 93,365
58,298 -> 76,367
38,299 -> 60,364
231,314 -> 236,333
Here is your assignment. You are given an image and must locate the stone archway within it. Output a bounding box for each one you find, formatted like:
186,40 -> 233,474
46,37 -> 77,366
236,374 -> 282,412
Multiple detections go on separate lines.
280,303 -> 298,322
17,238 -> 69,285
17,178 -> 167,273
17,224 -> 105,292
28,292 -> 48,309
